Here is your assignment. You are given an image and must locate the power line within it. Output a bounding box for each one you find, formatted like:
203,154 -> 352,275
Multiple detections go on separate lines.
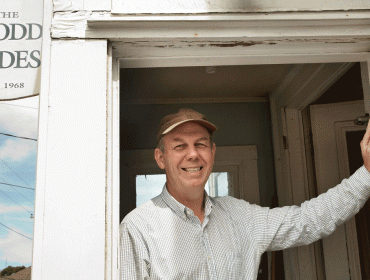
0,175 -> 35,208
0,189 -> 33,214
0,182 -> 35,191
0,132 -> 37,142
0,222 -> 32,240
0,159 -> 33,189
0,179 -> 35,206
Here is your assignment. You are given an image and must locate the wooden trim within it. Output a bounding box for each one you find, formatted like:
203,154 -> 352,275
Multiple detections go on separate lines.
271,63 -> 354,109
106,42 -> 121,280
335,121 -> 365,280
285,108 -> 319,280
310,100 -> 365,280
269,98 -> 300,280
110,49 -> 121,280
361,62 -> 370,113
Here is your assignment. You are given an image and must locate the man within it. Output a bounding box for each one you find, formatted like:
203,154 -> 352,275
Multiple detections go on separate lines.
120,108 -> 370,279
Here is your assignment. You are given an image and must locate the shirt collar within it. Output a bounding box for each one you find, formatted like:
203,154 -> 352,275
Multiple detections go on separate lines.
160,184 -> 213,219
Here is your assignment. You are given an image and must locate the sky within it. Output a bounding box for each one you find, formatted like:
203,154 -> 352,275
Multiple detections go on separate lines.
0,96 -> 39,271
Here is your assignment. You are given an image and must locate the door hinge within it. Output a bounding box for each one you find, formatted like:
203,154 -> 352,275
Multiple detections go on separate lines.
283,136 -> 288,149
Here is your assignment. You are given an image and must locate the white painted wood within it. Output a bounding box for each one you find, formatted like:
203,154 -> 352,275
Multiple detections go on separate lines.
54,0 -> 83,11
112,0 -> 370,14
335,121 -> 365,280
310,100 -> 365,280
121,146 -> 260,205
272,63 -> 354,109
31,0 -> 54,278
34,39 -> 108,280
84,0 -> 111,10
54,11 -> 370,41
269,99 -> 300,280
105,44 -> 121,280
301,107 -> 326,280
109,46 -> 121,280
361,62 -> 370,113
285,108 -> 318,280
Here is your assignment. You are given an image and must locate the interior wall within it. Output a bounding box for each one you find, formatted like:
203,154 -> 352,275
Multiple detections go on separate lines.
121,102 -> 275,207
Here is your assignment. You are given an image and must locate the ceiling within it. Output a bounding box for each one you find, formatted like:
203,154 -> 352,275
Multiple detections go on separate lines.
120,63 -> 363,105
120,64 -> 294,103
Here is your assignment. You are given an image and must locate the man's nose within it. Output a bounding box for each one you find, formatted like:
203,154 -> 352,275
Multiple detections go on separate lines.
186,145 -> 199,160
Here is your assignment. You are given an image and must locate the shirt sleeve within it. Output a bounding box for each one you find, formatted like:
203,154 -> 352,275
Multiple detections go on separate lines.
120,221 -> 150,280
258,166 -> 370,251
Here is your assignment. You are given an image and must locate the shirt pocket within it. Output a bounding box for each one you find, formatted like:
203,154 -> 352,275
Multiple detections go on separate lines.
226,251 -> 243,280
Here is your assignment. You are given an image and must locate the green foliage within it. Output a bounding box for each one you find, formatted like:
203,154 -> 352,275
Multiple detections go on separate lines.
0,265 -> 26,276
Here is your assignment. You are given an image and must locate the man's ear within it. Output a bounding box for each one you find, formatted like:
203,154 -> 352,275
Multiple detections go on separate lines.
154,148 -> 165,170
212,143 -> 216,157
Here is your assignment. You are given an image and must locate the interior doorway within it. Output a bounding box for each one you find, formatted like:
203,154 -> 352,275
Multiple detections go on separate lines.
118,61 -> 367,280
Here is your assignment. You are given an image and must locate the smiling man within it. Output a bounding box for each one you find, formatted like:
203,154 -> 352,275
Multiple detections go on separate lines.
120,108 -> 370,280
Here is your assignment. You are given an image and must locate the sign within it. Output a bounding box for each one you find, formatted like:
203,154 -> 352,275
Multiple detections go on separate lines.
0,0 -> 43,101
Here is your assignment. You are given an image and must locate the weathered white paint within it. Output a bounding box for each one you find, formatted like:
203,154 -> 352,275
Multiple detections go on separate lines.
310,101 -> 365,280
112,0 -> 370,14
54,0 -> 83,11
84,0 -> 111,11
54,0 -> 111,11
33,39 -> 107,280
53,11 -> 370,41
50,11 -> 370,67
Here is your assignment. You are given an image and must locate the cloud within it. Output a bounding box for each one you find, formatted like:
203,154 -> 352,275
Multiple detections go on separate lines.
0,100 -> 38,139
0,139 -> 36,161
0,230 -> 32,264
0,205 -> 33,214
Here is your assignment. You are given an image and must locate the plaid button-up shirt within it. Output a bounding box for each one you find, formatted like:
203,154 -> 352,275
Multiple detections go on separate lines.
120,166 -> 370,280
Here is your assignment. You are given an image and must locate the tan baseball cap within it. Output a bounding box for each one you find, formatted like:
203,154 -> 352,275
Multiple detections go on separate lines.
157,108 -> 217,141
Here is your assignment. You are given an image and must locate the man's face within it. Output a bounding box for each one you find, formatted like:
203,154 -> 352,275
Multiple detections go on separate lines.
155,122 -> 216,198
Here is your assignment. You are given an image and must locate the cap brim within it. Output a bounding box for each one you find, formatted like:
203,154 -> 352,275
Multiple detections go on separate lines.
162,119 -> 217,136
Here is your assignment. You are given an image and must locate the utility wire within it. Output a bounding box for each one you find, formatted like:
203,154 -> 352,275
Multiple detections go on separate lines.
0,159 -> 33,189
0,132 -> 37,142
0,189 -> 33,214
0,176 -> 35,206
0,182 -> 35,191
0,222 -> 32,240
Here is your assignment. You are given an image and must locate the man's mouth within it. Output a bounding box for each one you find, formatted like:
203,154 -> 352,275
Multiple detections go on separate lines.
182,167 -> 203,172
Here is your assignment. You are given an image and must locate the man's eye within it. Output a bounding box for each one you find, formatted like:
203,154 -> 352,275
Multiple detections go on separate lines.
174,144 -> 185,149
195,143 -> 207,147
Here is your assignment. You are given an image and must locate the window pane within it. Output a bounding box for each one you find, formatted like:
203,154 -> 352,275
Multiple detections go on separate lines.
136,174 -> 166,207
136,172 -> 230,207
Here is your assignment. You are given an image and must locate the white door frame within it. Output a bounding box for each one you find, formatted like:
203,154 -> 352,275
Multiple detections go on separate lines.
310,101 -> 366,280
